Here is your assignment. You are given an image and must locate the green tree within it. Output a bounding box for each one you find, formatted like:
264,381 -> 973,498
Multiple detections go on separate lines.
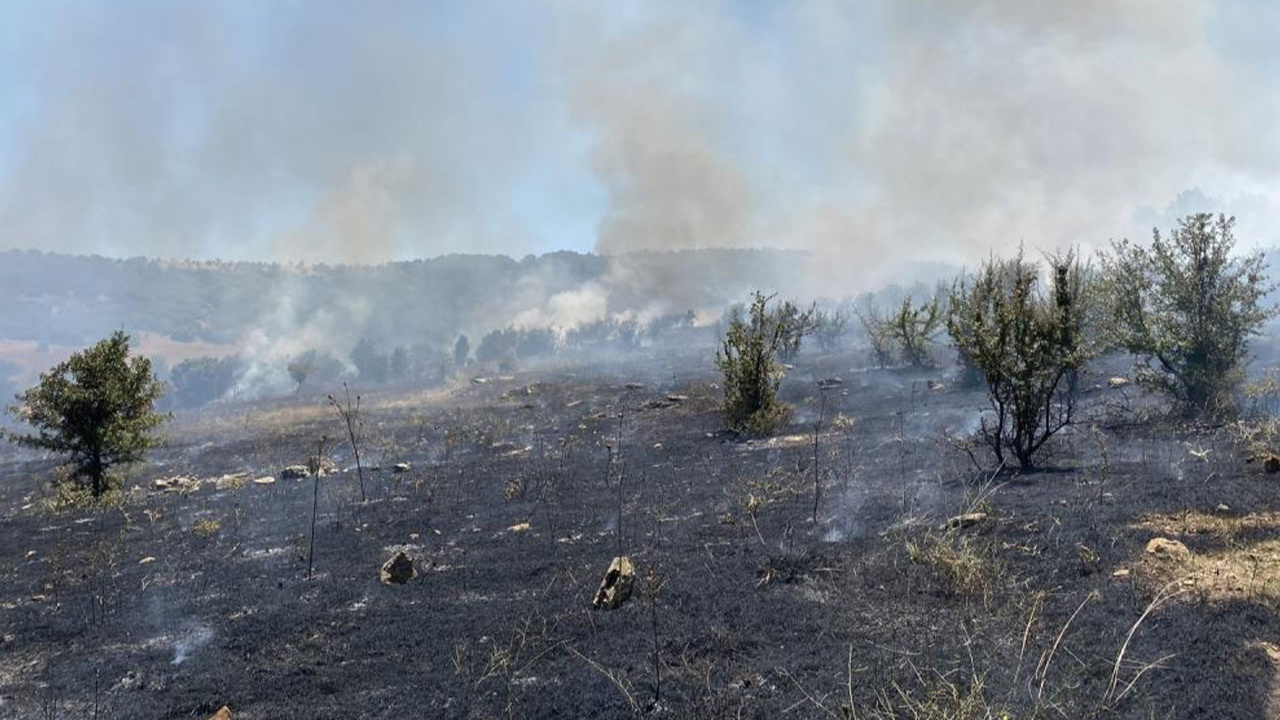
947,251 -> 1091,471
716,292 -> 791,434
287,353 -> 316,395
1100,213 -> 1276,415
453,334 -> 470,369
7,331 -> 168,497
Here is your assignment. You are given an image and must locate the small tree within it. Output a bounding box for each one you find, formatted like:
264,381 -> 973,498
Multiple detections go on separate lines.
812,308 -> 850,352
947,251 -> 1090,471
1100,213 -> 1276,415
717,292 -> 791,433
770,300 -> 817,363
889,293 -> 944,368
453,334 -> 470,369
854,299 -> 896,367
7,331 -> 168,497
286,354 -> 316,396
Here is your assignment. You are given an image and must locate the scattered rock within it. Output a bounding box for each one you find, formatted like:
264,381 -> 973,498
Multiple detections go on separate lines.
508,522 -> 532,533
307,456 -> 337,476
392,462 -> 412,474
279,465 -> 310,480
1145,537 -> 1190,560
208,707 -> 232,720
139,556 -> 156,565
1112,568 -> 1131,579
214,474 -> 248,491
380,551 -> 416,585
592,556 -> 635,610
153,476 -> 200,492
252,476 -> 276,486
1107,376 -> 1130,389
944,512 -> 989,530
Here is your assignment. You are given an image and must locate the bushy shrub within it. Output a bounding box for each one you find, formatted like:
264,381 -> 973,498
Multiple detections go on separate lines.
716,292 -> 793,434
7,331 -> 167,496
1100,213 -> 1276,415
855,291 -> 944,368
947,251 -> 1090,471
812,307 -> 850,352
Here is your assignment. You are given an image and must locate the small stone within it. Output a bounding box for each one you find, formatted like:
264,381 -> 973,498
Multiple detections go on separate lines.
392,462 -> 412,474
139,556 -> 156,565
1112,568 -> 1131,578
944,512 -> 989,530
624,382 -> 646,390
279,465 -> 310,480
1145,537 -> 1190,560
508,522 -> 532,533
24,550 -> 36,559
1216,503 -> 1231,513
665,394 -> 689,402
592,556 -> 635,610
208,707 -> 232,720
1107,377 -> 1130,389
252,476 -> 276,486
380,551 -> 416,585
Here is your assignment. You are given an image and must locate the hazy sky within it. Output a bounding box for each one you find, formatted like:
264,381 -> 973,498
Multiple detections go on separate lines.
0,0 -> 1278,265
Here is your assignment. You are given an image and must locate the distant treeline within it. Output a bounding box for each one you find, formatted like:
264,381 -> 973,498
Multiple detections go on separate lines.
0,248 -> 815,348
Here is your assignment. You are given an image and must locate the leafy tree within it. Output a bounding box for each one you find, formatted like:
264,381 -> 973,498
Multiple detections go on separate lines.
770,299 -> 817,363
947,251 -> 1090,471
170,355 -> 240,408
476,328 -> 520,365
286,354 -> 316,395
1100,213 -> 1275,415
853,299 -> 897,367
351,336 -> 389,384
453,334 -> 470,369
888,293 -> 944,367
516,328 -> 556,359
6,331 -> 167,496
389,346 -> 410,382
716,292 -> 791,434
812,308 -> 850,352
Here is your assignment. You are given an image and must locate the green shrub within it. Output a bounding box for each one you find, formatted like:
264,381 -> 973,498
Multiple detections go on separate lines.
947,251 -> 1090,471
1100,213 -> 1276,415
716,292 -> 792,434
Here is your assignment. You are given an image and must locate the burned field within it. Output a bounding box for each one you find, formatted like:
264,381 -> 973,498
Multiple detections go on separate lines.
2,351 -> 1280,719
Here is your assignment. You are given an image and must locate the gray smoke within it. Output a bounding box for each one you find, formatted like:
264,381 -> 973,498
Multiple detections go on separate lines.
1,1 -> 1277,280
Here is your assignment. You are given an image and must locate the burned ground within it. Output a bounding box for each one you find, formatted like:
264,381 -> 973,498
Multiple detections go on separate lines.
2,350 -> 1280,719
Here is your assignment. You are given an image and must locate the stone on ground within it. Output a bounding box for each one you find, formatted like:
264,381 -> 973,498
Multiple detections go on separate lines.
279,465 -> 310,480
1145,537 -> 1190,560
380,551 -> 416,585
592,556 -> 635,610
944,512 -> 989,530
208,707 -> 232,720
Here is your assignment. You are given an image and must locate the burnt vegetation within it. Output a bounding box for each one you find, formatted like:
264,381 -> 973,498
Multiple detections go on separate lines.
4,220 -> 1280,718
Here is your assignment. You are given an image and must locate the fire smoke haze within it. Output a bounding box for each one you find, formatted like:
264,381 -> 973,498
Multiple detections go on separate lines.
1,0 -> 1278,270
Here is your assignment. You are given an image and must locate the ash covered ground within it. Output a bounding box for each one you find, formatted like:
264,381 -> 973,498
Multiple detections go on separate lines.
2,348 -> 1280,719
